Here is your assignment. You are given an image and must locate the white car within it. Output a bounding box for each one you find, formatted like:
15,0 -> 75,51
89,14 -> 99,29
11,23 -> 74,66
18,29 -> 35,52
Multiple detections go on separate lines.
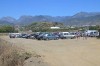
9,33 -> 21,38
60,32 -> 76,39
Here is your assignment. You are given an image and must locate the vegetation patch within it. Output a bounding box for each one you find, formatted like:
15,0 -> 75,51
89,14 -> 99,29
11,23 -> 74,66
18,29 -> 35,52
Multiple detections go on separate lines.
0,39 -> 32,66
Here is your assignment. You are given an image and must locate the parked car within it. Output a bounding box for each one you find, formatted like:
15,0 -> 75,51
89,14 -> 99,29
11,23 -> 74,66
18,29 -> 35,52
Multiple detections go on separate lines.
42,33 -> 59,40
20,34 -> 30,38
9,33 -> 21,38
85,30 -> 99,37
29,34 -> 36,39
59,32 -> 76,39
37,33 -> 45,40
9,33 -> 15,38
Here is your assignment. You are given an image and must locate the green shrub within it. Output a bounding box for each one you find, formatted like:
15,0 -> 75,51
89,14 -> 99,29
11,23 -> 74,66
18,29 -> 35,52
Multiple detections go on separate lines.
0,39 -> 32,66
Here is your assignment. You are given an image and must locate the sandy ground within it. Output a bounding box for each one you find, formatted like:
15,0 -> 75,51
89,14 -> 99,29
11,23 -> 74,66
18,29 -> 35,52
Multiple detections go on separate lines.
0,36 -> 100,66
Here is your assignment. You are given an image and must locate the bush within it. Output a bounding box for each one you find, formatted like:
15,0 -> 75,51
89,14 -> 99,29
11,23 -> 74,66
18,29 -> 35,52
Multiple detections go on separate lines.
0,39 -> 31,66
0,26 -> 15,33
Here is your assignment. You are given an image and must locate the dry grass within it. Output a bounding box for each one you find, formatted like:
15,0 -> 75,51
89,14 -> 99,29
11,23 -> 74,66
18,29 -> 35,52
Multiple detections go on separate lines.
0,33 -> 8,36
0,39 -> 31,66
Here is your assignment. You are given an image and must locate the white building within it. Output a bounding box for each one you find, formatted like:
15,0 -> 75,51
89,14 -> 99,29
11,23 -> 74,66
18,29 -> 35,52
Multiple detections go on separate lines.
50,27 -> 60,29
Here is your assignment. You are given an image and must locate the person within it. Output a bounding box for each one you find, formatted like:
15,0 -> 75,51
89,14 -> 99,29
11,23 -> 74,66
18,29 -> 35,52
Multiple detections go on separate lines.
76,31 -> 80,39
82,32 -> 87,40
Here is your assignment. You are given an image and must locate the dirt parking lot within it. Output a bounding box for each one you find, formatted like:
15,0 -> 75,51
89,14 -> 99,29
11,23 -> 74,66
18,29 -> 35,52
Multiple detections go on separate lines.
0,36 -> 100,66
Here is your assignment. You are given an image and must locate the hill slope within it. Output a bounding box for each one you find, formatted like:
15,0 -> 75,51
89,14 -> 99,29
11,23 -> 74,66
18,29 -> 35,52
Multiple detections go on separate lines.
0,12 -> 100,26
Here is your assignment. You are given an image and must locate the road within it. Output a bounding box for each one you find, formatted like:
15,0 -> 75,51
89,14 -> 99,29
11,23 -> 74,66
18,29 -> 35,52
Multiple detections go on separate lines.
1,36 -> 100,66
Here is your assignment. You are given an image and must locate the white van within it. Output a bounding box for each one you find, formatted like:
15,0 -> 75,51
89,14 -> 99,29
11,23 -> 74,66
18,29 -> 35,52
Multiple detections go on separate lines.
85,30 -> 99,37
60,32 -> 76,39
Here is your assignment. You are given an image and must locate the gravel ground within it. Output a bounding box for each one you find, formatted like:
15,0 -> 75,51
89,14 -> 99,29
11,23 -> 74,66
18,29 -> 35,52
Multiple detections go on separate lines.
0,36 -> 100,66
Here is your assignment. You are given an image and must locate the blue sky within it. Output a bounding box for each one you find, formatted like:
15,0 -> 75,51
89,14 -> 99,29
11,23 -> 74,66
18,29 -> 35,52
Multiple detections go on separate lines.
0,0 -> 100,18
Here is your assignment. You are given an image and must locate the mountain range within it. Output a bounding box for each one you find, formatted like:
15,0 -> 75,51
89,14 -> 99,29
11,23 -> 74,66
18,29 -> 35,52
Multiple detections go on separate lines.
0,12 -> 100,26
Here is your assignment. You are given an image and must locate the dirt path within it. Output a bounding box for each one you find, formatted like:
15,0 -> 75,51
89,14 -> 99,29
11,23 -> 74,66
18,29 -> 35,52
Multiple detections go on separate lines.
1,36 -> 100,66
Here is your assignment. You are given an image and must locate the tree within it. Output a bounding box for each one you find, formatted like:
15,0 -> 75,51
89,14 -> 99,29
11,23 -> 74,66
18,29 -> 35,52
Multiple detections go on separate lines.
89,25 -> 99,30
0,26 -> 15,33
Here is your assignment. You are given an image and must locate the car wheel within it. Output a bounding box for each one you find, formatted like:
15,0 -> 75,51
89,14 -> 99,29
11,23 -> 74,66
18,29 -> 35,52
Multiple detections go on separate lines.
57,37 -> 59,40
46,38 -> 49,40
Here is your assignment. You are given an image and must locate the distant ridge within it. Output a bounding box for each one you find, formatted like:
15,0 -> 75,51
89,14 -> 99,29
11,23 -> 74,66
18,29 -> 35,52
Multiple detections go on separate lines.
0,12 -> 100,26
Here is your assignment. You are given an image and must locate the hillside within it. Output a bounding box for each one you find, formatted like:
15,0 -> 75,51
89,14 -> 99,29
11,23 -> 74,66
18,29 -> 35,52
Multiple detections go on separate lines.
63,12 -> 100,26
0,20 -> 14,26
26,22 -> 64,32
0,17 -> 16,26
63,14 -> 100,26
0,12 -> 100,26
